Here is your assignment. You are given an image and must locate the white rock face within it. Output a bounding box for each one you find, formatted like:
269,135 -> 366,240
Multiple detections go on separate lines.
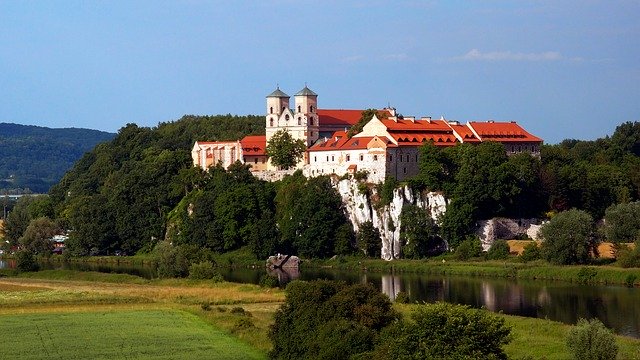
336,178 -> 447,260
476,218 -> 543,251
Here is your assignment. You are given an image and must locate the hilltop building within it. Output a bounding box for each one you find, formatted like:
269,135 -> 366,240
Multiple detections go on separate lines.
192,86 -> 542,183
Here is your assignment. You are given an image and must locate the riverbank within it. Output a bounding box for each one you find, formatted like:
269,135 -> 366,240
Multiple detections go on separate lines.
1,270 -> 639,359
305,257 -> 640,287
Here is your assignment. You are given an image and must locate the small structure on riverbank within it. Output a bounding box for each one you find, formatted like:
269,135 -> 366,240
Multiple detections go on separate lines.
267,254 -> 300,270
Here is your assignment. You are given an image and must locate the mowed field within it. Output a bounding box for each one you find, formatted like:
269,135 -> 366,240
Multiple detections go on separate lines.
0,310 -> 264,360
0,271 -> 284,359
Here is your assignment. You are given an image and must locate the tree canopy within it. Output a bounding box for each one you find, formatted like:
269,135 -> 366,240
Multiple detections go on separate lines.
265,130 -> 306,170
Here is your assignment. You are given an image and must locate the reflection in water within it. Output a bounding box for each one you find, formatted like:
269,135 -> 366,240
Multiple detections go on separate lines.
267,267 -> 300,283
380,275 -> 402,301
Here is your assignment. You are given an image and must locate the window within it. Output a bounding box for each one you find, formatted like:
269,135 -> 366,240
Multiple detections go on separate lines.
346,154 -> 350,161
310,105 -> 314,112
327,156 -> 329,161
331,155 -> 335,161
298,105 -> 301,112
399,155 -> 403,162
285,114 -> 290,121
406,154 -> 410,162
373,155 -> 378,161
415,154 -> 418,161
314,156 -> 316,162
254,158 -> 258,164
270,119 -> 274,127
270,107 -> 273,114
298,117 -> 301,125
359,154 -> 364,161
389,155 -> 393,162
403,167 -> 407,174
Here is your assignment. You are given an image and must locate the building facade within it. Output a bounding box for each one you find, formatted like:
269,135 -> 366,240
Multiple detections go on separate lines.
192,86 -> 543,183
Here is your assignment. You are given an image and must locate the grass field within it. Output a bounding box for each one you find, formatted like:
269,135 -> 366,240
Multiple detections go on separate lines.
0,310 -> 265,360
1,270 -> 639,359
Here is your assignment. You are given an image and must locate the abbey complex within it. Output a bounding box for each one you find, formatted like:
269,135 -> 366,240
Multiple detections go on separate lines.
192,86 -> 542,182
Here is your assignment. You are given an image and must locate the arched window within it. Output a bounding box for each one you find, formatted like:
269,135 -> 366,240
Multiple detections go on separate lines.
310,105 -> 314,112
270,119 -> 274,127
373,155 -> 378,161
270,107 -> 273,114
285,114 -> 290,121
298,105 -> 301,113
298,117 -> 301,125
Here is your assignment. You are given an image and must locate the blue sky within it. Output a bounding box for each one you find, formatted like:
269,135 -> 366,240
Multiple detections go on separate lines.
1,1 -> 638,144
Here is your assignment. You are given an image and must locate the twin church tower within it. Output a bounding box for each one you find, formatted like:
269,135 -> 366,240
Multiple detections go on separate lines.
265,86 -> 320,148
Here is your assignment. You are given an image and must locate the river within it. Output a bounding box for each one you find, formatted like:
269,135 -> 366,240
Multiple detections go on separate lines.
1,259 -> 638,338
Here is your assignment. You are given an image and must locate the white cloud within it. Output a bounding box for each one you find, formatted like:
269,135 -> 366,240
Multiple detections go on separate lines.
454,49 -> 566,62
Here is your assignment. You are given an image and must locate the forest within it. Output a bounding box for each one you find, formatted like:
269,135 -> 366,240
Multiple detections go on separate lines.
0,123 -> 114,193
3,113 -> 640,265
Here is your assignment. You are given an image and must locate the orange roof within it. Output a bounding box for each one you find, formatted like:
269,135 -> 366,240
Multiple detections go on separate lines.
438,120 -> 482,143
308,132 -> 396,152
381,118 -> 451,132
393,133 -> 459,146
240,135 -> 267,156
317,109 -> 391,127
468,121 -> 542,143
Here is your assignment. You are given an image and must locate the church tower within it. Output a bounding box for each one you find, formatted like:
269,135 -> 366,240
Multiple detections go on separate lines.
265,87 -> 290,145
294,85 -> 319,146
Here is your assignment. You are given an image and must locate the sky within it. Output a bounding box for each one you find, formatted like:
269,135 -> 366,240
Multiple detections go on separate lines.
0,1 -> 638,144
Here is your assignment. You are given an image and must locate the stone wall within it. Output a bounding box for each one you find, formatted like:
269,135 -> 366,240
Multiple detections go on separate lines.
475,218 -> 543,251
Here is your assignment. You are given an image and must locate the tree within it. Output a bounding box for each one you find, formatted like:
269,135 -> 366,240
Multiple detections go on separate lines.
372,302 -> 512,360
265,130 -> 306,170
400,205 -> 438,259
19,217 -> 60,256
357,221 -> 382,258
269,280 -> 399,360
540,209 -> 598,265
603,201 -> 640,244
2,195 -> 39,248
487,240 -> 510,260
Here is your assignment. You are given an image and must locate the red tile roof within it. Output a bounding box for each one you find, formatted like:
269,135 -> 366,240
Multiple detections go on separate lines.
381,118 -> 451,132
438,120 -> 482,143
317,109 -> 391,127
393,133 -> 459,146
468,121 -> 542,143
308,132 -> 395,151
240,135 -> 267,156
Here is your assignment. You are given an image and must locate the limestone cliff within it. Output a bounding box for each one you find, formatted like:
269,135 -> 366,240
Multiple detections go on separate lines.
335,178 -> 447,260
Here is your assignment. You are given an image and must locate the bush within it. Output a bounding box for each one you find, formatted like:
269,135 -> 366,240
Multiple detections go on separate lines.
455,236 -> 482,260
394,291 -> 410,304
616,243 -> 640,268
230,307 -> 251,316
259,275 -> 280,288
233,318 -> 255,331
269,280 -> 399,360
154,242 -> 189,278
373,302 -> 512,359
566,318 -> 618,360
188,261 -> 222,281
519,242 -> 541,262
15,250 -> 39,272
487,240 -> 510,260
540,209 -> 597,265
624,274 -> 637,288
576,267 -> 598,285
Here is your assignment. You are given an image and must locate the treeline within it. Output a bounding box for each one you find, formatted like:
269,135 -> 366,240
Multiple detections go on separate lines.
0,123 -> 114,193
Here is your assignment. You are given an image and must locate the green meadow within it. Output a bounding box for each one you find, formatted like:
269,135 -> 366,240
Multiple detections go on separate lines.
0,310 -> 264,360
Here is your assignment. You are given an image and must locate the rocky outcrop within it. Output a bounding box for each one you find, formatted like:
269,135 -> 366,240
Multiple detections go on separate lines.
475,218 -> 543,251
335,178 -> 447,260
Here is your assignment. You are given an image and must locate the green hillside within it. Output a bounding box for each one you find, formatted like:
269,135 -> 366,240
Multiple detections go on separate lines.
0,123 -> 114,193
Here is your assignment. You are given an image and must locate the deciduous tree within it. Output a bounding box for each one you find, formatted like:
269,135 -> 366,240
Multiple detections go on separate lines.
265,130 -> 306,170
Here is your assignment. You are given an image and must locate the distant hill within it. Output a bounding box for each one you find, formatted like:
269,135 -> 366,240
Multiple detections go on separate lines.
0,123 -> 115,193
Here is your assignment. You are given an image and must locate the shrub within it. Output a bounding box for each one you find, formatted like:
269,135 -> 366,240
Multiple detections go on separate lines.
230,306 -> 251,316
616,243 -> 640,268
269,280 -> 399,360
394,291 -> 410,304
455,236 -> 482,260
201,303 -> 211,311
154,241 -> 189,278
188,261 -> 222,281
373,302 -> 512,359
487,240 -> 510,260
566,318 -> 618,360
259,274 -> 280,288
357,221 -> 382,258
624,274 -> 637,288
540,209 -> 598,265
233,318 -> 255,331
15,250 -> 39,272
519,242 -> 541,262
576,267 -> 598,285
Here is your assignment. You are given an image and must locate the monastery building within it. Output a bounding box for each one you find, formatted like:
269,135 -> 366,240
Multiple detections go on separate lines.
192,86 -> 542,183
